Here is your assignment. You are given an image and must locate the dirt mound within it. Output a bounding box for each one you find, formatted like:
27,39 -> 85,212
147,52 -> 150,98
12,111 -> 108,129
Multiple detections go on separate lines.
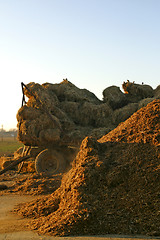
15,100 -> 160,237
99,99 -> 160,145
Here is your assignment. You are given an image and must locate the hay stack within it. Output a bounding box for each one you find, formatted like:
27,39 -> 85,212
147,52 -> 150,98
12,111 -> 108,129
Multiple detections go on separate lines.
17,80 -> 159,148
17,80 -> 113,147
138,98 -> 154,109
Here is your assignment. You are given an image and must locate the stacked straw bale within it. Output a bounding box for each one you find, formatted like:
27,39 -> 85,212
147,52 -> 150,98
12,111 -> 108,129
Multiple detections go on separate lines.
17,80 -> 114,147
17,79 -> 159,148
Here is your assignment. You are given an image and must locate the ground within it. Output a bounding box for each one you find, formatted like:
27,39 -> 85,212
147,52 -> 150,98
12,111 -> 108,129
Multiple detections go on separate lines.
0,171 -> 159,240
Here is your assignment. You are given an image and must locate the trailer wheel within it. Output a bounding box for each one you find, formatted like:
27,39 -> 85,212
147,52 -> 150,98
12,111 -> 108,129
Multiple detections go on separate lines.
35,149 -> 66,175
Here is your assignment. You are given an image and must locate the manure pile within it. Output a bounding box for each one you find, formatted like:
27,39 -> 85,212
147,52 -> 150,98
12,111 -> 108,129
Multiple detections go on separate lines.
15,100 -> 160,237
99,99 -> 160,145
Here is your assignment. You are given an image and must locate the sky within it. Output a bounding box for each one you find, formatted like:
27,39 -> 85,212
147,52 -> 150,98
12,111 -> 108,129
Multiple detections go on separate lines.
0,0 -> 160,130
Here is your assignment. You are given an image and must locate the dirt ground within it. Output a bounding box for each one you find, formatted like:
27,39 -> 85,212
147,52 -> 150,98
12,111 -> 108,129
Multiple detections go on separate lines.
0,181 -> 159,240
0,194 -> 159,240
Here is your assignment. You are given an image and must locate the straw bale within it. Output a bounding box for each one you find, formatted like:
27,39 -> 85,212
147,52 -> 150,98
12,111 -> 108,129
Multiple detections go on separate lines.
90,127 -> 115,139
138,98 -> 154,109
122,81 -> 154,99
17,120 -> 38,146
16,105 -> 41,121
92,103 -> 113,127
76,102 -> 113,127
60,101 -> 80,124
39,129 -> 61,143
18,81 -> 106,146
17,111 -> 62,146
61,126 -> 92,146
43,79 -> 101,104
17,80 -> 159,148
154,85 -> 160,98
103,86 -> 128,109
50,105 -> 68,120
78,102 -> 94,126
60,101 -> 113,127
112,103 -> 138,125
25,82 -> 59,110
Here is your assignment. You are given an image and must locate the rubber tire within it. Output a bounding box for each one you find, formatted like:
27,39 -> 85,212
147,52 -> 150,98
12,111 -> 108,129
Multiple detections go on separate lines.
35,149 -> 66,175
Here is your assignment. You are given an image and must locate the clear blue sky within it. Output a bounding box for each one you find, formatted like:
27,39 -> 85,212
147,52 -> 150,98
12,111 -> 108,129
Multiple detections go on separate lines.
0,0 -> 159,130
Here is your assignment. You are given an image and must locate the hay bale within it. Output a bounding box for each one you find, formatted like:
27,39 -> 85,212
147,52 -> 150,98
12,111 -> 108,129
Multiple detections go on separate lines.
17,111 -> 62,146
39,129 -> 61,143
103,86 -> 128,109
17,105 -> 41,121
43,79 -> 101,104
154,85 -> 160,99
90,127 -> 114,139
61,101 -> 113,127
138,98 -> 154,109
24,82 -> 59,110
112,103 -> 138,125
72,102 -> 113,127
60,101 -> 80,124
17,81 -> 105,147
18,80 -> 159,149
122,81 -> 154,101
91,103 -> 113,127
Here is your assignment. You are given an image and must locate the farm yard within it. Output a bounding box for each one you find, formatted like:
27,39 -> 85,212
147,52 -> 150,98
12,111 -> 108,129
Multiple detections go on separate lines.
0,80 -> 159,240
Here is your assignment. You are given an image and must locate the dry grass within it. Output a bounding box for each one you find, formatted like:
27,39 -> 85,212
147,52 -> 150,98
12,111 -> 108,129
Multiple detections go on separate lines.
0,138 -> 23,156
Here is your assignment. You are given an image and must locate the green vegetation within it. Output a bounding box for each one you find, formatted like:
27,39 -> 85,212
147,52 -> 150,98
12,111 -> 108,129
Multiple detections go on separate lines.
0,139 -> 23,156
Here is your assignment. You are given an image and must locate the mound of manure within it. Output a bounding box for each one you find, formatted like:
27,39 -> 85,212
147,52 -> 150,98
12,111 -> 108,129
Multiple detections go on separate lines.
99,99 -> 160,146
15,100 -> 160,237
